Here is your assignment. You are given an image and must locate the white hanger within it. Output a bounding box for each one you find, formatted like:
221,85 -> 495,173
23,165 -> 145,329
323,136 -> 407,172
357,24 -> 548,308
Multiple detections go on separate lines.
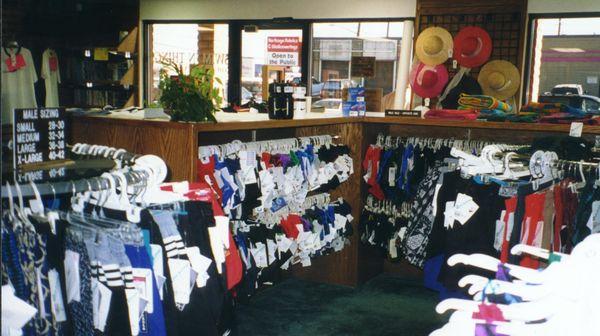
447,253 -> 542,283
457,274 -> 489,293
510,244 -> 568,261
435,298 -> 509,315
495,152 -> 530,180
112,171 -> 141,223
5,182 -> 16,222
470,278 -> 552,302
28,180 -> 45,216
568,161 -> 587,193
14,181 -> 35,230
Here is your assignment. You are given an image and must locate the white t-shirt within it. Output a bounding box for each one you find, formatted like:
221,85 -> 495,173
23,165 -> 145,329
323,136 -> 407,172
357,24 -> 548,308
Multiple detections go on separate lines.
1,47 -> 38,124
41,49 -> 61,108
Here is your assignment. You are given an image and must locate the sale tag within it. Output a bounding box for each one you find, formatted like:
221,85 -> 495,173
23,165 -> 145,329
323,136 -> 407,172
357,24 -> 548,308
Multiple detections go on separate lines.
570,122 -> 583,138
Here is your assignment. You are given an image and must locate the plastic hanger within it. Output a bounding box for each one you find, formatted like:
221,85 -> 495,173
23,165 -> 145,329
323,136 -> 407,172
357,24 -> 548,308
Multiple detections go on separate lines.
470,278 -> 552,302
447,253 -> 542,283
112,171 -> 141,223
568,162 -> 587,193
5,182 -> 17,223
510,244 -> 568,261
13,181 -> 36,230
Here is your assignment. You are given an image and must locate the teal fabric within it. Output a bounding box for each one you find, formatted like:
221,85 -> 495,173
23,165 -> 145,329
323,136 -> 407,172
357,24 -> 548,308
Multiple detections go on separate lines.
235,274 -> 445,336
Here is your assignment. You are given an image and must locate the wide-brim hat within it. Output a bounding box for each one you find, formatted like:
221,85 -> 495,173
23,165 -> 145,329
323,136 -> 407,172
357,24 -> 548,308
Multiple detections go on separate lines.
440,74 -> 483,109
409,61 -> 449,98
415,27 -> 453,66
453,26 -> 492,68
477,60 -> 520,100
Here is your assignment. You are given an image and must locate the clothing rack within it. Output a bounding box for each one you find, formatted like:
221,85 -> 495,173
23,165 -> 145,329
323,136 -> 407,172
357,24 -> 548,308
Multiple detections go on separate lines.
199,135 -> 341,159
374,133 -> 525,153
1,170 -> 149,199
2,143 -> 162,198
453,144 -> 600,182
69,143 -> 140,166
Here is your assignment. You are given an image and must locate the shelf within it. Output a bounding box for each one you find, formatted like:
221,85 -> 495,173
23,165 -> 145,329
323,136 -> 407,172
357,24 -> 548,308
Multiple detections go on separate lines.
64,51 -> 136,62
61,82 -> 135,91
71,114 -> 600,135
363,117 -> 600,135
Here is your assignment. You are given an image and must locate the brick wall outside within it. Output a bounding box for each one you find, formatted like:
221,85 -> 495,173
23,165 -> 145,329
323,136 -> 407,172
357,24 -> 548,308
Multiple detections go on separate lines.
540,36 -> 600,97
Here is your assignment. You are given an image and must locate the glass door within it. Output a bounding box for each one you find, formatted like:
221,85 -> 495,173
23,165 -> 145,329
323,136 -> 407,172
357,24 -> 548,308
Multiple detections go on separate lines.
240,24 -> 306,104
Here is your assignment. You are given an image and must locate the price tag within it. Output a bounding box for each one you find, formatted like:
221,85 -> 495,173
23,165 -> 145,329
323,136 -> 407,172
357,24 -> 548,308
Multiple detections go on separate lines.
424,98 -> 430,107
452,60 -> 458,69
389,166 -> 397,187
569,122 -> 583,138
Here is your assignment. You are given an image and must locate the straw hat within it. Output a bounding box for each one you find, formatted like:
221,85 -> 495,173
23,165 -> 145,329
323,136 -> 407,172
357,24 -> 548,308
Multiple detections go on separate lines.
453,26 -> 492,68
409,61 -> 449,98
477,60 -> 520,100
415,27 -> 453,66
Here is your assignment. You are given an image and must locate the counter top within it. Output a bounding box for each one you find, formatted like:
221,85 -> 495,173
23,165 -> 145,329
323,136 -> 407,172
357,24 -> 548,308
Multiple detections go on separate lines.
71,114 -> 600,135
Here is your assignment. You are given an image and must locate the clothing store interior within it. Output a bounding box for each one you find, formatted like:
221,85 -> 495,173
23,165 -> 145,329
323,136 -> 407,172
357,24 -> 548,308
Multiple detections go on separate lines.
3,0 -> 600,335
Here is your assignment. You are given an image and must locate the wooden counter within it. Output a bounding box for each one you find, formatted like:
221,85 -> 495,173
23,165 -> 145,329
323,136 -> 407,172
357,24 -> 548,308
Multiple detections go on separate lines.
73,114 -> 600,134
364,116 -> 600,134
70,114 -> 600,287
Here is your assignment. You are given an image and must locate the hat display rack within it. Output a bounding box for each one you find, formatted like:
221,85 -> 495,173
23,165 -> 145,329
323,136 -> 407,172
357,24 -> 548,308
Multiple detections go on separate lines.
411,11 -> 525,110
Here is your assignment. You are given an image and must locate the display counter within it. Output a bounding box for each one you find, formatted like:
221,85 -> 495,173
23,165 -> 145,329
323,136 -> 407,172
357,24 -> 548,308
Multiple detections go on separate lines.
70,114 -> 600,287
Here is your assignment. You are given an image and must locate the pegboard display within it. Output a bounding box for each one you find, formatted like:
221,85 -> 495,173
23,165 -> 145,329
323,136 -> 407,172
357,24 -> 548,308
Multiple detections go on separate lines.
418,12 -> 523,78
410,0 -> 528,108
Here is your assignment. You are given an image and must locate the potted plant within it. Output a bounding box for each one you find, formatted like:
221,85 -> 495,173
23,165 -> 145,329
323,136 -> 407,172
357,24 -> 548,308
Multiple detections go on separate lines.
158,58 -> 223,122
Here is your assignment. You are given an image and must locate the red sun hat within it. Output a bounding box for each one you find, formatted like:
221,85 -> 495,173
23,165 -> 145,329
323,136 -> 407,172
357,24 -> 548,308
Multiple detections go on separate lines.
453,26 -> 492,68
409,61 -> 449,98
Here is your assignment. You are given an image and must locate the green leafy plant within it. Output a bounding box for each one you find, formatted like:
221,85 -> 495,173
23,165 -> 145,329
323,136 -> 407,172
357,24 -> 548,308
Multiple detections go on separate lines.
158,58 -> 222,122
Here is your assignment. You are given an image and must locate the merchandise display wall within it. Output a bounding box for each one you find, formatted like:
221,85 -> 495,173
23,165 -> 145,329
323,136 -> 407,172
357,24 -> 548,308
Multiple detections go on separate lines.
71,115 -> 600,286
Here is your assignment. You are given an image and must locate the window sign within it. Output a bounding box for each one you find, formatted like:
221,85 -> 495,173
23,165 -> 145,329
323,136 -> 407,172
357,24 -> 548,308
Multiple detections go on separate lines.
267,36 -> 300,66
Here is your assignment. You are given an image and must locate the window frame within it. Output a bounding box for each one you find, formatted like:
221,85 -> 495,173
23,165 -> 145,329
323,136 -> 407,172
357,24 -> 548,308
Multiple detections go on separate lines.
522,12 -> 600,105
143,17 -> 414,108
143,19 -> 232,105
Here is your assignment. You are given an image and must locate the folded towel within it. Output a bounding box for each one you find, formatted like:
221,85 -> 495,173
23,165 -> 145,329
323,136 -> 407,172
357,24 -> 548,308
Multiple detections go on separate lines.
458,94 -> 513,113
520,102 -> 586,117
424,109 -> 480,120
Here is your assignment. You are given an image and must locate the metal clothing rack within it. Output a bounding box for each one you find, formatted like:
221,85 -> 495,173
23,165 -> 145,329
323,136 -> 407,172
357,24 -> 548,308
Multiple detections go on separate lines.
1,170 -> 149,199
2,143 -> 147,198
374,133 -> 526,153
199,134 -> 342,159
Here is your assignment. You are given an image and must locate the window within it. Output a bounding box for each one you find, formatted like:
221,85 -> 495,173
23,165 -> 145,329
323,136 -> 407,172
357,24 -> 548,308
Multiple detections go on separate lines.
527,16 -> 600,107
241,28 -> 303,103
311,21 -> 406,104
146,23 -> 229,106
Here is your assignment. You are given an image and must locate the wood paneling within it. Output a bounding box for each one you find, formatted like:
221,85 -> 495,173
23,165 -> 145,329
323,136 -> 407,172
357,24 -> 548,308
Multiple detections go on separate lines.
71,116 -> 195,182
291,123 -> 363,286
193,117 -> 355,132
364,117 -> 600,135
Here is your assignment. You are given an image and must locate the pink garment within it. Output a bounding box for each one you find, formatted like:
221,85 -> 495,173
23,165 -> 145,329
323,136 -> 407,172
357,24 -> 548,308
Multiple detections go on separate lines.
472,303 -> 507,323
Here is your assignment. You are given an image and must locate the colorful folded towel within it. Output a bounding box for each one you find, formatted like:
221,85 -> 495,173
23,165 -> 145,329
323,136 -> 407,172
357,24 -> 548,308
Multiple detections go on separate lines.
458,94 -> 513,113
520,102 -> 586,117
424,109 -> 480,120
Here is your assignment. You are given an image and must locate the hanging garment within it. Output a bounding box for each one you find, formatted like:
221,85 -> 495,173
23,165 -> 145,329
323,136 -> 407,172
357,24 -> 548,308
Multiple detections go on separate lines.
42,48 -> 61,107
2,46 -> 38,124
427,171 -> 506,290
401,163 -> 446,268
